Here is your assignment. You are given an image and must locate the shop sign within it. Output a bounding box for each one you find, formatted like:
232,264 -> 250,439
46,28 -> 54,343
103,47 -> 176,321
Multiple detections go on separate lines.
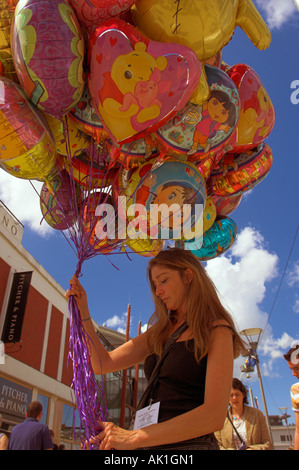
0,377 -> 32,419
1,271 -> 33,343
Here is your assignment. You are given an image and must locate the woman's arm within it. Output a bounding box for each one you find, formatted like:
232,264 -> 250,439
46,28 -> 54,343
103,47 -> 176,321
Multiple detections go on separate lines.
65,276 -> 150,375
94,324 -> 234,450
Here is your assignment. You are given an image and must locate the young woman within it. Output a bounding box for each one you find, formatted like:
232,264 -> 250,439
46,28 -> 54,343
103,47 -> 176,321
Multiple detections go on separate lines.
65,248 -> 245,450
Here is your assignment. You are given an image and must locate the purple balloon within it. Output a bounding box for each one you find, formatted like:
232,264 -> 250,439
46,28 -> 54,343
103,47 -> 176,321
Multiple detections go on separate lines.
12,0 -> 85,117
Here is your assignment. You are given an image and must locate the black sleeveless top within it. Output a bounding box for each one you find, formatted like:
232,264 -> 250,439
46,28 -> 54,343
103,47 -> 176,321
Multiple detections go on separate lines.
144,339 -> 207,423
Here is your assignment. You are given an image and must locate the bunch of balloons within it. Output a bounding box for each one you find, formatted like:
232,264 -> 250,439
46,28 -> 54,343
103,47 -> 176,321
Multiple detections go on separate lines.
0,0 -> 276,446
0,0 -> 275,263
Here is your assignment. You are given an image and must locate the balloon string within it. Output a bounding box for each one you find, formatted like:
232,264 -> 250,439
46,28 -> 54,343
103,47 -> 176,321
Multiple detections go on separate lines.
68,290 -> 106,449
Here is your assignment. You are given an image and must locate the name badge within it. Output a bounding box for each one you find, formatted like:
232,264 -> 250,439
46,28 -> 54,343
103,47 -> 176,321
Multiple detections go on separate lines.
133,401 -> 160,430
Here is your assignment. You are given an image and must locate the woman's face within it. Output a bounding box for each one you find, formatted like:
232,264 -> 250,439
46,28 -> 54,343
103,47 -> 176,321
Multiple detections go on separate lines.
230,388 -> 244,408
150,265 -> 190,314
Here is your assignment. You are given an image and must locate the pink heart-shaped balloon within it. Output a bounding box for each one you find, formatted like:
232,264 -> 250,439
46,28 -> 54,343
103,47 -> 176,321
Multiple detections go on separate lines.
88,19 -> 202,144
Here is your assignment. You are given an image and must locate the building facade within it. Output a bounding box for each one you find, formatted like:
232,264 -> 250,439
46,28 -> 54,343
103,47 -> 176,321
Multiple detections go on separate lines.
0,200 -> 143,449
269,415 -> 296,450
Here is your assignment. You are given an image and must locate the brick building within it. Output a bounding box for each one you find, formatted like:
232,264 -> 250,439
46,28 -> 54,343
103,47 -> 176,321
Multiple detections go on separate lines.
0,200 -> 141,449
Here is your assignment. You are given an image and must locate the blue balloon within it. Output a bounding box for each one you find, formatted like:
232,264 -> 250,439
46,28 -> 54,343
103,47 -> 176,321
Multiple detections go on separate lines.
185,216 -> 238,260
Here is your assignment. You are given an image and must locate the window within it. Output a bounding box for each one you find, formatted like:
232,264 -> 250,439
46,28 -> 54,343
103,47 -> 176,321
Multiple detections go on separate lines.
37,393 -> 49,425
61,404 -> 81,449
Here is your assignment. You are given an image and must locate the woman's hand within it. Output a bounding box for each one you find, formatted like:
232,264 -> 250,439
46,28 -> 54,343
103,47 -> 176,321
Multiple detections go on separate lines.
91,421 -> 140,450
65,275 -> 90,319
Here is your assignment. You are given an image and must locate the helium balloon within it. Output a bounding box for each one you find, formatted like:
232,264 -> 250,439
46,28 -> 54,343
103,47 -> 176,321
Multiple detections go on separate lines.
0,77 -> 56,181
0,49 -> 18,82
63,152 -> 117,189
123,237 -> 164,257
202,197 -> 216,233
69,85 -> 109,143
226,64 -> 275,152
0,0 -> 18,81
155,65 -> 240,170
40,170 -> 81,230
88,19 -> 202,144
45,113 -> 91,157
69,0 -> 136,30
211,193 -> 242,217
81,191 -> 120,252
105,136 -> 159,169
125,158 -> 206,240
210,143 -> 273,197
11,0 -> 85,118
185,216 -> 237,261
132,0 -> 271,104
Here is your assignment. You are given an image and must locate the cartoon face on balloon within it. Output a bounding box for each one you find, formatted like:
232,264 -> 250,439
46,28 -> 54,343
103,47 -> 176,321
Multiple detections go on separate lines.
88,19 -> 201,144
155,65 -> 240,161
125,159 -> 206,240
132,0 -> 271,105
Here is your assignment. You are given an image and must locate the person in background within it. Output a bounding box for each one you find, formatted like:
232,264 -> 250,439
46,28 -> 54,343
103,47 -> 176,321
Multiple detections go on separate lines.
66,247 -> 245,450
283,340 -> 299,450
7,401 -> 53,450
0,416 -> 8,450
214,378 -> 273,450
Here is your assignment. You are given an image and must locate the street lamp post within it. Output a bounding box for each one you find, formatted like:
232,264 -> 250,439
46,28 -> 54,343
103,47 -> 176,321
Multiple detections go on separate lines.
240,328 -> 273,442
240,372 -> 255,408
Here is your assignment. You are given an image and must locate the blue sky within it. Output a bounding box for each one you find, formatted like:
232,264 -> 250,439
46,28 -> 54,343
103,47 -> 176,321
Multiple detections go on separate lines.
1,0 -> 299,420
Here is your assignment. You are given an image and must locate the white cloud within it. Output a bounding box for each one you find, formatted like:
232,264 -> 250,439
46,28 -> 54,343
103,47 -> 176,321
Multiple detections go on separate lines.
103,312 -> 128,334
255,0 -> 297,29
288,260 -> 299,287
205,226 -> 283,377
293,0 -> 299,11
287,261 -> 299,313
293,299 -> 299,314
206,226 -> 278,332
258,331 -> 295,377
0,170 -> 52,236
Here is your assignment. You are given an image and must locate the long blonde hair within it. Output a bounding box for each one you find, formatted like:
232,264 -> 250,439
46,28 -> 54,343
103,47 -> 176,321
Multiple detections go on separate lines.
146,247 -> 245,362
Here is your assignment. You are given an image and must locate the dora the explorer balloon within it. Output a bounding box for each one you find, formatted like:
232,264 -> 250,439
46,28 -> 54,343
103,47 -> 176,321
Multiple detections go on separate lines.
131,0 -> 271,104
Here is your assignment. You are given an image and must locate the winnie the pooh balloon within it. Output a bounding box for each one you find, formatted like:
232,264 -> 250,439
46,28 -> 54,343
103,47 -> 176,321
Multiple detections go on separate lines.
88,19 -> 201,144
132,0 -> 271,105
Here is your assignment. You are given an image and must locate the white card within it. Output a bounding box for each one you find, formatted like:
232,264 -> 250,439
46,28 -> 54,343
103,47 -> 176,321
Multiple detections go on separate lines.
133,402 -> 160,430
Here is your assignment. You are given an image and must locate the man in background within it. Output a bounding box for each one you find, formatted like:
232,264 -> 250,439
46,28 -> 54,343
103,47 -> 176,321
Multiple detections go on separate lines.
7,401 -> 53,450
